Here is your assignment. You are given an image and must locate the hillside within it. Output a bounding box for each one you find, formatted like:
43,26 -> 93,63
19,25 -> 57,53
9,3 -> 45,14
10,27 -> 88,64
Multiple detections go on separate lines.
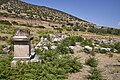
0,0 -> 94,26
0,0 -> 120,36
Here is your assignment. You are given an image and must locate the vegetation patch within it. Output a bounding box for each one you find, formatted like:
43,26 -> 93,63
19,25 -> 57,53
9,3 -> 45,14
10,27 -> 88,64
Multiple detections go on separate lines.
0,25 -> 18,34
35,25 -> 45,28
85,57 -> 98,67
61,36 -> 83,46
114,42 -> 120,53
87,27 -> 120,35
88,68 -> 103,80
0,20 -> 12,25
0,36 -> 83,79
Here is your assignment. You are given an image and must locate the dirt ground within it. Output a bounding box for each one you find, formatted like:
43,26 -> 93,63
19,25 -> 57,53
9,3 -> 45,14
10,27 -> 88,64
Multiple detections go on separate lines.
68,51 -> 120,80
0,41 -> 7,45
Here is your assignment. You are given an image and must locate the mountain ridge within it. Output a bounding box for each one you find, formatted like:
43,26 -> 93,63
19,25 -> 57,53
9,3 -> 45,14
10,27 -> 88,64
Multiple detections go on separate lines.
0,0 -> 94,27
0,0 -> 120,36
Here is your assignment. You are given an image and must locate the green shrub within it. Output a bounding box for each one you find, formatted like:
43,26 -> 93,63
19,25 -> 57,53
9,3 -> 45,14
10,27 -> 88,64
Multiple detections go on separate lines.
0,0 -> 10,5
57,44 -> 71,54
0,20 -> 12,25
39,49 -> 82,73
0,50 -> 7,54
81,39 -> 93,47
12,21 -> 19,25
99,49 -> 107,54
88,68 -> 103,80
87,27 -> 120,35
0,36 -> 13,45
26,23 -> 33,27
42,34 -> 51,41
0,35 -> 83,80
100,43 -> 113,48
7,39 -> 14,45
73,26 -> 86,32
35,25 -> 45,28
85,57 -> 98,67
20,23 -> 27,26
61,36 -> 83,46
0,25 -> 18,34
0,12 -> 9,17
114,42 -> 120,53
0,36 -> 7,41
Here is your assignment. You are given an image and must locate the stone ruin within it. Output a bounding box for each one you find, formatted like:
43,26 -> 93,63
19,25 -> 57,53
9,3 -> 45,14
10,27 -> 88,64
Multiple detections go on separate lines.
11,30 -> 39,67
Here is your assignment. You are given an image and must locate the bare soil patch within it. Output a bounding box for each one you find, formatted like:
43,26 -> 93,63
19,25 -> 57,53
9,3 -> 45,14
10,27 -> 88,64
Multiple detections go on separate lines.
68,52 -> 120,80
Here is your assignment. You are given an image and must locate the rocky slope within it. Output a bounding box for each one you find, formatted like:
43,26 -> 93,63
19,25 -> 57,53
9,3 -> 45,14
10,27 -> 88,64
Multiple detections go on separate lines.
0,0 -> 95,28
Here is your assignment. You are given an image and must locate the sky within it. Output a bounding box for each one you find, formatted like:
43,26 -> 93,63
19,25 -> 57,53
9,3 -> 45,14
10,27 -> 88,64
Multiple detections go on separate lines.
21,0 -> 120,28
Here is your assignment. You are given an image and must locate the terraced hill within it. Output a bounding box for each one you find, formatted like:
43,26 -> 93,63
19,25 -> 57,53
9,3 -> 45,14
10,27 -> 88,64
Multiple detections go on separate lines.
0,0 -> 120,36
0,0 -> 95,27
